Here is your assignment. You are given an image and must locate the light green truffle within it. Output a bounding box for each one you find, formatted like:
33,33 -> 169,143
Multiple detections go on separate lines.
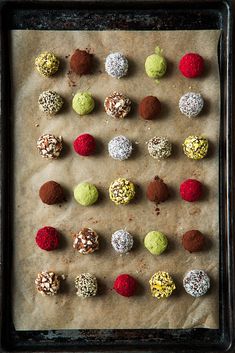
74,182 -> 98,206
144,231 -> 168,255
72,92 -> 95,116
145,47 -> 167,80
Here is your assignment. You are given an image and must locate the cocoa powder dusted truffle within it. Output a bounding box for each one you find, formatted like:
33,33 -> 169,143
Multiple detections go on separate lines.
139,96 -> 161,120
104,92 -> 131,119
75,273 -> 98,298
37,133 -> 63,159
35,52 -> 59,77
38,91 -> 63,115
147,137 -> 172,160
105,52 -> 128,79
39,181 -> 65,205
70,49 -> 93,75
35,271 -> 60,296
73,228 -> 99,254
147,176 -> 169,204
182,230 -> 205,253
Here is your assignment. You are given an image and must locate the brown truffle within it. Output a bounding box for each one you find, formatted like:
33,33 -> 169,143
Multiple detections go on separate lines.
70,49 -> 92,75
182,230 -> 205,253
146,176 -> 169,204
39,181 -> 65,205
139,96 -> 161,120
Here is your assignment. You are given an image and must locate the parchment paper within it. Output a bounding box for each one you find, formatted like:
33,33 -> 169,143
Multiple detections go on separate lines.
11,30 -> 220,330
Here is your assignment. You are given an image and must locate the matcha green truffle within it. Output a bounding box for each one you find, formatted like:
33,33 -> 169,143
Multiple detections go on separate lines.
74,182 -> 98,206
72,92 -> 95,116
144,231 -> 168,255
145,47 -> 167,80
182,135 -> 208,160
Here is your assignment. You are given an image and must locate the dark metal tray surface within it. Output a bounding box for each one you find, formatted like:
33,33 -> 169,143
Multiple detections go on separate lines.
0,1 -> 233,352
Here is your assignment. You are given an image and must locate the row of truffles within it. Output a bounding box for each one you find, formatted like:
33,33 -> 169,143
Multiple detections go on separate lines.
38,177 -> 203,207
35,270 -> 210,298
38,90 -> 205,120
36,226 -> 206,255
35,50 -> 204,80
36,133 -> 209,161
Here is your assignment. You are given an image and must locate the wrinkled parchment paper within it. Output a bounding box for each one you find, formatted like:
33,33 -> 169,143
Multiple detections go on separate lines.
11,30 -> 220,330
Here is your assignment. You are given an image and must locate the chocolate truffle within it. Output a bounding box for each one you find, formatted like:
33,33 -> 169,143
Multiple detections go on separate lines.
39,180 -> 64,205
35,52 -> 59,77
105,52 -> 128,79
182,230 -> 205,253
183,269 -> 210,297
111,229 -> 133,254
35,271 -> 60,296
70,49 -> 93,75
35,226 -> 60,251
109,178 -> 135,205
104,92 -> 131,119
146,176 -> 169,204
108,135 -> 133,161
180,179 -> 203,202
139,96 -> 161,120
38,91 -> 63,115
149,271 -> 176,299
37,133 -> 63,159
113,274 -> 137,297
147,136 -> 172,160
73,228 -> 99,254
183,136 -> 208,160
179,92 -> 204,118
75,273 -> 98,297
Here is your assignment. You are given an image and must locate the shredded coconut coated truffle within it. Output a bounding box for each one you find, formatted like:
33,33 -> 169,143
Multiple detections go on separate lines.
105,52 -> 128,78
75,273 -> 98,297
148,136 -> 172,160
179,92 -> 204,118
111,229 -> 133,253
183,269 -> 210,297
108,135 -> 133,161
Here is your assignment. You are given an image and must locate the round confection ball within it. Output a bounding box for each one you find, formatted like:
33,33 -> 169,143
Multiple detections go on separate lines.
146,176 -> 169,204
139,96 -> 161,120
105,52 -> 128,79
111,229 -> 133,254
179,53 -> 204,78
35,271 -> 60,296
39,180 -> 65,205
113,274 -> 137,297
109,178 -> 135,205
149,271 -> 176,299
38,91 -> 63,115
182,136 -> 208,160
35,226 -> 60,251
70,49 -> 93,75
73,227 -> 99,254
37,134 -> 63,159
74,182 -> 98,206
182,230 -> 205,253
75,273 -> 98,298
72,92 -> 95,116
183,269 -> 210,297
144,231 -> 168,255
148,136 -> 172,160
145,47 -> 167,79
108,135 -> 132,161
179,92 -> 204,118
35,52 -> 59,77
180,179 -> 203,202
73,133 -> 96,156
104,91 -> 131,119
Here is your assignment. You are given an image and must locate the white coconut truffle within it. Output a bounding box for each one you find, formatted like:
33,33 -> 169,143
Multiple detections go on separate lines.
108,135 -> 133,161
183,269 -> 210,297
111,229 -> 134,254
105,52 -> 128,79
147,136 -> 172,160
179,92 -> 204,118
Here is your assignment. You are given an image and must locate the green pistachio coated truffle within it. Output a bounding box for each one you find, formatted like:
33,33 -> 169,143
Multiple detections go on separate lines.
145,47 -> 167,80
35,52 -> 59,77
72,92 -> 95,116
144,231 -> 168,255
182,135 -> 208,160
74,182 -> 98,206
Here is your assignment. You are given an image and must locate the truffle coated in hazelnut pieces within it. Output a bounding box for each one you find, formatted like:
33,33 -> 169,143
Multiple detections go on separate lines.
75,273 -> 98,297
35,271 -> 60,296
109,178 -> 135,205
70,49 -> 93,75
39,180 -> 65,205
104,92 -> 131,119
139,96 -> 161,120
73,228 -> 99,254
38,91 -> 64,115
35,52 -> 59,77
37,133 -> 63,159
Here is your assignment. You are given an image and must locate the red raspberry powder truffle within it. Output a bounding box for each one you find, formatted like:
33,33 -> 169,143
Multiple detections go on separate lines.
113,274 -> 137,297
73,133 -> 96,156
180,179 -> 202,202
36,226 -> 59,251
179,53 -> 204,78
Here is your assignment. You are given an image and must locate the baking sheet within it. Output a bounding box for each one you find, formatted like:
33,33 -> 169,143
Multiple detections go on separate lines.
11,30 -> 220,330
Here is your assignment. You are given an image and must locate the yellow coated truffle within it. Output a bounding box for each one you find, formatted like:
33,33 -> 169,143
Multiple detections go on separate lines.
149,271 -> 176,299
109,178 -> 135,205
35,52 -> 60,77
182,135 -> 208,160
